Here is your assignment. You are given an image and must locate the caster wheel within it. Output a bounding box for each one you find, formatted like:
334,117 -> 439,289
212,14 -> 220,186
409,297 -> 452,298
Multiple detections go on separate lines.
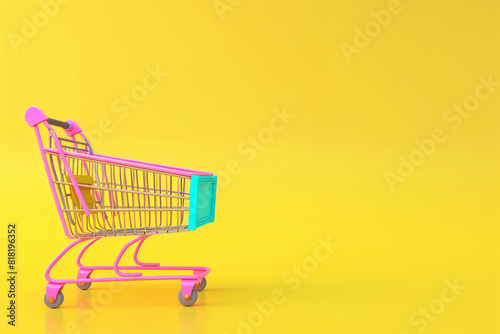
178,289 -> 198,306
194,277 -> 207,291
44,291 -> 64,309
76,281 -> 92,290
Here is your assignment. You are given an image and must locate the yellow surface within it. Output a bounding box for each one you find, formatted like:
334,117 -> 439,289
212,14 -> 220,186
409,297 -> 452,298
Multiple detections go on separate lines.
1,1 -> 499,333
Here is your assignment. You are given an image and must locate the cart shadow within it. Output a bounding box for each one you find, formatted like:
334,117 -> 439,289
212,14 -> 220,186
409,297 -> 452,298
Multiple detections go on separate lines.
44,289 -> 211,333
44,283 -> 250,333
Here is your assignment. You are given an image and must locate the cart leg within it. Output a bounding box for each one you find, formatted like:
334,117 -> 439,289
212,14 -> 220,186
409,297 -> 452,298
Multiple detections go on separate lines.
46,283 -> 64,301
46,238 -> 91,282
77,268 -> 93,280
181,280 -> 197,300
45,283 -> 65,308
44,238 -> 90,308
133,236 -> 160,267
113,236 -> 145,277
75,268 -> 94,290
76,238 -> 101,269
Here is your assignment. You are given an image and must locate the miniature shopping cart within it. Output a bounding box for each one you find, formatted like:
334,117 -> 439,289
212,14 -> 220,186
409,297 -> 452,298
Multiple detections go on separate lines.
25,106 -> 217,308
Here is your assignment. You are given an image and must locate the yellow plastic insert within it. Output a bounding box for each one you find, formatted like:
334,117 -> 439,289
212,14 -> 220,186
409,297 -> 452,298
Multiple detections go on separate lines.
65,174 -> 95,210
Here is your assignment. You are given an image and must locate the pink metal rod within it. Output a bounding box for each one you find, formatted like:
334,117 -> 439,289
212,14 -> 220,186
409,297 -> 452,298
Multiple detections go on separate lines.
72,265 -> 209,274
34,126 -> 73,239
93,153 -> 213,176
43,148 -> 212,177
47,263 -> 209,285
77,131 -> 207,178
134,236 -> 160,267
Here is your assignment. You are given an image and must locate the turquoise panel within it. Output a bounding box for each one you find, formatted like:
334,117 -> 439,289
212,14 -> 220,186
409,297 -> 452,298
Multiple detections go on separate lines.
188,175 -> 217,230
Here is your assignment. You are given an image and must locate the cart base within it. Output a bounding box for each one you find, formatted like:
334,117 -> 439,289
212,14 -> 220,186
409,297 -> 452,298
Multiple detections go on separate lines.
44,236 -> 210,308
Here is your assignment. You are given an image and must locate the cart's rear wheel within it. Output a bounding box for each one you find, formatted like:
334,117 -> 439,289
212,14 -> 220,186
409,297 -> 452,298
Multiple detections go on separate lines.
76,281 -> 92,290
194,277 -> 207,291
178,289 -> 198,306
44,291 -> 64,309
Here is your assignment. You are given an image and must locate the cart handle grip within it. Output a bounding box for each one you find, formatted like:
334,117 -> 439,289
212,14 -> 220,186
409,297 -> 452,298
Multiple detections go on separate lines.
26,107 -> 82,136
47,118 -> 71,130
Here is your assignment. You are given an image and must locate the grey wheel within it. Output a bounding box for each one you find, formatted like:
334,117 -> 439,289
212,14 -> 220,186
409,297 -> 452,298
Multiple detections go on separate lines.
194,277 -> 207,291
44,291 -> 64,309
178,289 -> 198,306
76,281 -> 92,290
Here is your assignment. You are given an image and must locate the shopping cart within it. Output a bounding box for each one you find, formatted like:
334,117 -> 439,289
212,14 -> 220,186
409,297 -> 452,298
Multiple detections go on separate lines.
25,106 -> 217,308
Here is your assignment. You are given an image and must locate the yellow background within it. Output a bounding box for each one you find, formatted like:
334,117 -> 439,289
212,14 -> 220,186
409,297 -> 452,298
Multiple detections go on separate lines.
1,1 -> 499,333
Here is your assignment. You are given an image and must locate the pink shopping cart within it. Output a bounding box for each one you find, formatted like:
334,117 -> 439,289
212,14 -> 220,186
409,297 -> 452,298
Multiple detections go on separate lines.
25,106 -> 217,308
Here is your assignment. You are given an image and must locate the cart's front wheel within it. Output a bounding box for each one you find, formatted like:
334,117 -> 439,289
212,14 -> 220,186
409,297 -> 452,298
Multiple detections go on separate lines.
76,281 -> 92,290
44,291 -> 64,309
194,277 -> 207,291
178,289 -> 198,306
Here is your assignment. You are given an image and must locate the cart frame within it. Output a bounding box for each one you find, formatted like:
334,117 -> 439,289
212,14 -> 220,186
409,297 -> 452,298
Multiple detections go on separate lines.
25,106 -> 217,307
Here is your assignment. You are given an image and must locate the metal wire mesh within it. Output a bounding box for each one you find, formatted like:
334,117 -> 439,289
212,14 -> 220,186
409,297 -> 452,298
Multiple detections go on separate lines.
46,142 -> 191,238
